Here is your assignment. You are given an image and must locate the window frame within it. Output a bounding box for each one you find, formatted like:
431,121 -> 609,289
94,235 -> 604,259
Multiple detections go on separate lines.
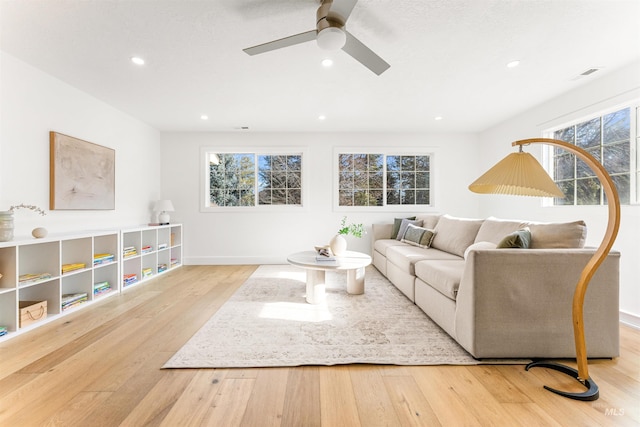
333,147 -> 435,212
542,101 -> 639,207
200,146 -> 309,212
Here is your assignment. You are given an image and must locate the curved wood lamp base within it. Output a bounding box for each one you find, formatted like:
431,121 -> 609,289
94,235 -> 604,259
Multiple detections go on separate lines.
525,361 -> 599,401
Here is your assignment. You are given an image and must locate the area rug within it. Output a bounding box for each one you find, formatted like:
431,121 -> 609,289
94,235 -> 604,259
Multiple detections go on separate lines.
163,265 -> 524,368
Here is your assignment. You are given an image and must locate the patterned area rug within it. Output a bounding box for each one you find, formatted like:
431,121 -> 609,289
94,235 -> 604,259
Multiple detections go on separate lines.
163,265 -> 521,368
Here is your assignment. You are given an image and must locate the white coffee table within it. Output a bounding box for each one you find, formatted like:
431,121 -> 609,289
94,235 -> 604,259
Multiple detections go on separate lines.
287,250 -> 372,304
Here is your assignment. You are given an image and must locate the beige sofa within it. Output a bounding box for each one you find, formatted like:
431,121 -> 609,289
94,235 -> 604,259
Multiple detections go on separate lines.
372,214 -> 620,359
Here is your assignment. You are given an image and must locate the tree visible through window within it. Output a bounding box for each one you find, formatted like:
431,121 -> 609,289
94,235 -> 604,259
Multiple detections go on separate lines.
551,108 -> 631,205
338,152 -> 431,207
208,152 -> 302,207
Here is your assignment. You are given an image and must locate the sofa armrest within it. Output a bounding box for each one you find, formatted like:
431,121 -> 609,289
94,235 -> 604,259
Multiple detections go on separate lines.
455,249 -> 620,358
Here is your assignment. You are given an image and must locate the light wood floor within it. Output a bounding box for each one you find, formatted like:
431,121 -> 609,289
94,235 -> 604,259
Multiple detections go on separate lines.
0,265 -> 638,426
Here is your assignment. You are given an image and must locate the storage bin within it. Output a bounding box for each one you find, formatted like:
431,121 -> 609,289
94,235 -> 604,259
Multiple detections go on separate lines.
19,300 -> 48,328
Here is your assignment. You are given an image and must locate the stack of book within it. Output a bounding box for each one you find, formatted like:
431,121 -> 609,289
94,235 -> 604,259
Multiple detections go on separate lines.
0,326 -> 7,337
170,258 -> 180,267
141,245 -> 153,254
157,263 -> 167,273
142,267 -> 153,278
123,274 -> 137,287
93,253 -> 115,266
123,246 -> 138,258
62,263 -> 86,274
93,281 -> 111,296
62,292 -> 88,311
19,272 -> 52,284
158,243 -> 168,250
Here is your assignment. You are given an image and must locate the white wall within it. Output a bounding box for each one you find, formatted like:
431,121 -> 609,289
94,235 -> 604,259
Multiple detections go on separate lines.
0,52 -> 162,237
477,60 -> 640,327
161,132 -> 480,264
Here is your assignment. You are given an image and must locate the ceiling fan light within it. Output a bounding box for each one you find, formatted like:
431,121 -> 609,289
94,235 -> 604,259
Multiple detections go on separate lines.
316,27 -> 346,50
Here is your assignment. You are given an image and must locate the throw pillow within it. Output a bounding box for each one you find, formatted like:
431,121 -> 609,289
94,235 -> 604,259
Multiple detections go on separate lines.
391,216 -> 416,239
401,224 -> 436,248
497,227 -> 531,249
396,218 -> 423,241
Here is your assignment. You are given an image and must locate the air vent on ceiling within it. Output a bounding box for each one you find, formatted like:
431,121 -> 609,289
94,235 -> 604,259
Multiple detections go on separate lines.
571,67 -> 603,81
580,68 -> 600,76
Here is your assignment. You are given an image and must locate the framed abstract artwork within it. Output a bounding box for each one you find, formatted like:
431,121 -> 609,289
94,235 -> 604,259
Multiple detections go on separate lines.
49,131 -> 115,210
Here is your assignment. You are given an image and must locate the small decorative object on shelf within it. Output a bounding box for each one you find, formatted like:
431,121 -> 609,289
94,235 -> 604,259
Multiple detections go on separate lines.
1,204 -> 47,242
10,204 -> 46,216
32,227 -> 48,238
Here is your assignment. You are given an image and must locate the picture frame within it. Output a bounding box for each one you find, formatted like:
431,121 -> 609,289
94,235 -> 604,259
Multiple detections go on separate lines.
49,131 -> 115,210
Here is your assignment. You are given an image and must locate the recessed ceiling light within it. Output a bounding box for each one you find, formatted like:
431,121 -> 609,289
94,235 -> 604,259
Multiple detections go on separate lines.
201,115 -> 209,120
131,56 -> 145,65
434,116 -> 443,121
321,59 -> 333,67
506,60 -> 520,68
318,115 -> 326,120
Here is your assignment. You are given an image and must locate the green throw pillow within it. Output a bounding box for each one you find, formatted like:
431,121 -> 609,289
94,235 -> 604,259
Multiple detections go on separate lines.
401,224 -> 436,248
497,227 -> 531,249
391,216 -> 416,239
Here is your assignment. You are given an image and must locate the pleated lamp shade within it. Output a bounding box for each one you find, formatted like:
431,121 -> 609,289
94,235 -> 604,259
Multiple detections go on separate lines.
469,151 -> 565,198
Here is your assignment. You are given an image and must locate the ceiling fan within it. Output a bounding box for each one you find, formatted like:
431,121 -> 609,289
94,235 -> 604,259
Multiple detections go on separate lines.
242,0 -> 390,75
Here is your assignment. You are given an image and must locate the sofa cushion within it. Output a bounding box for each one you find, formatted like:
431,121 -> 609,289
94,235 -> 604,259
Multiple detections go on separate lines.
415,259 -> 466,300
374,239 -> 407,256
386,245 -> 460,275
396,219 -> 423,241
431,215 -> 484,257
528,220 -> 587,248
414,214 -> 441,229
474,217 -> 528,244
497,227 -> 531,248
391,216 -> 416,239
401,224 -> 436,248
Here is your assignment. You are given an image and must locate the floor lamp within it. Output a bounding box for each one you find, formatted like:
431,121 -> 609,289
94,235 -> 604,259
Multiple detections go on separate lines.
469,138 -> 620,401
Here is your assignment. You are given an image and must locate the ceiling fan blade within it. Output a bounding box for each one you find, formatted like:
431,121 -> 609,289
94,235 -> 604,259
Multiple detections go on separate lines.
328,0 -> 358,22
342,31 -> 390,75
243,30 -> 317,55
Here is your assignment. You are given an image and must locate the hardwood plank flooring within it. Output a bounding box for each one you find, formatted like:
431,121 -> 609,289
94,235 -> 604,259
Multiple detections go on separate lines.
0,265 -> 638,426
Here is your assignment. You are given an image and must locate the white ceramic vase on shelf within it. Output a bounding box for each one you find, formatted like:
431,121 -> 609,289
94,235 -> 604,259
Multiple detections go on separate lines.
0,211 -> 14,242
330,234 -> 347,256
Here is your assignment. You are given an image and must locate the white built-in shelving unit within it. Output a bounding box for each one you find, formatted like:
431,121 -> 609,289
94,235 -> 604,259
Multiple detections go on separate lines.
120,224 -> 182,290
0,224 -> 183,341
0,230 -> 120,340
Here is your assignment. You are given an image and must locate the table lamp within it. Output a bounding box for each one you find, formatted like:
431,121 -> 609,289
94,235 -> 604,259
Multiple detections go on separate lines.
469,138 -> 620,401
155,200 -> 175,225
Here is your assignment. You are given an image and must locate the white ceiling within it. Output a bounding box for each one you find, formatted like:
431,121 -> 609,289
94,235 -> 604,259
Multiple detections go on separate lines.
1,0 -> 639,133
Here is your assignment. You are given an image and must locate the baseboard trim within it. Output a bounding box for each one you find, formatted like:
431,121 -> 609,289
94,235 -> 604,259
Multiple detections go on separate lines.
620,310 -> 640,330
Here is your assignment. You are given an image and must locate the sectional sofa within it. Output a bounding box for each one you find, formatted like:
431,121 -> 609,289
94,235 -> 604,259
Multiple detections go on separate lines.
372,214 -> 620,359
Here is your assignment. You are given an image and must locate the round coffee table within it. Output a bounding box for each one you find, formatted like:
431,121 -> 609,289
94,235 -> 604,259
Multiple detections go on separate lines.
287,250 -> 372,304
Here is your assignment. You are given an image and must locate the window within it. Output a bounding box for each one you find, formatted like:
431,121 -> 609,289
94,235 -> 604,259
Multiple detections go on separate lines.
203,150 -> 304,209
338,152 -> 431,207
548,106 -> 636,205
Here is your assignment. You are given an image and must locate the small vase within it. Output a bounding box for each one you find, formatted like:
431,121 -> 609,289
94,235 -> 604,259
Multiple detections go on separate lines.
330,234 -> 347,256
0,211 -> 14,242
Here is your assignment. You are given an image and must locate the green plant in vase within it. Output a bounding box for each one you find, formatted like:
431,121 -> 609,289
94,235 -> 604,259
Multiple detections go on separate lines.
331,216 -> 365,256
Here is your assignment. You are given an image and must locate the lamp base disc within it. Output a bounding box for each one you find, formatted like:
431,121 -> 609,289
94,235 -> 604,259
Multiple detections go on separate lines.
525,361 -> 599,401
